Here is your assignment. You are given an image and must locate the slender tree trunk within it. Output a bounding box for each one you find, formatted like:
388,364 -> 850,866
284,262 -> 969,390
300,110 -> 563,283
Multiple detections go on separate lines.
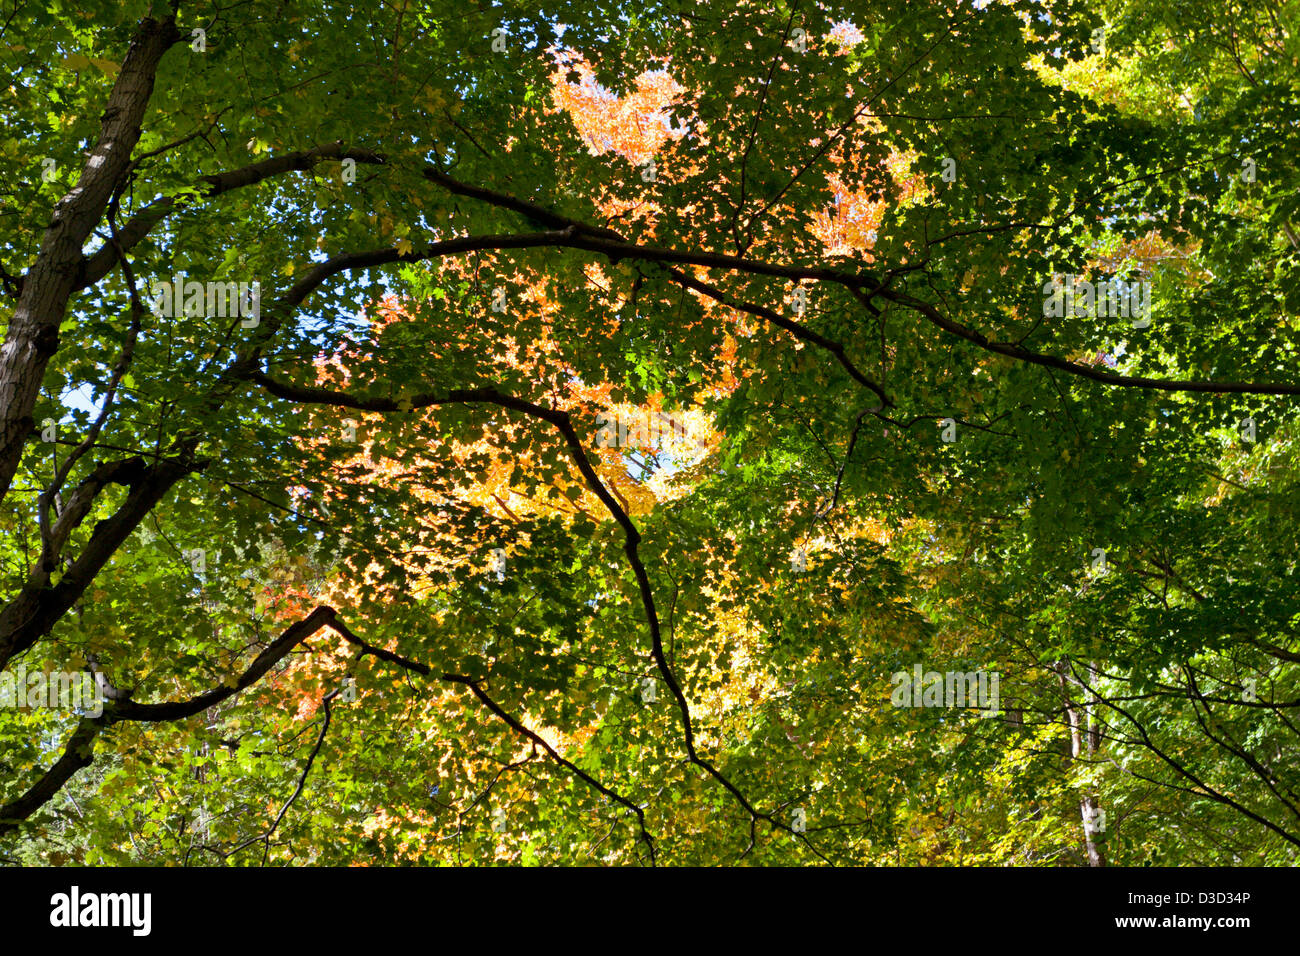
1060,661 -> 1107,866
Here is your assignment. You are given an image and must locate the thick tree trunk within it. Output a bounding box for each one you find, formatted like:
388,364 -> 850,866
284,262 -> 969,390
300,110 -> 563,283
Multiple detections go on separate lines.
0,16 -> 178,502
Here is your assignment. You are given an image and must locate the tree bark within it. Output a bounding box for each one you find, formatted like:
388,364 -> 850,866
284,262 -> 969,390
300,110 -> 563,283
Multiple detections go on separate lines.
0,15 -> 178,503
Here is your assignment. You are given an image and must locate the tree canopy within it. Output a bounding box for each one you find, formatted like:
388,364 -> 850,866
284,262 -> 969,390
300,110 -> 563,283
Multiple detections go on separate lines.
1,0 -> 1298,866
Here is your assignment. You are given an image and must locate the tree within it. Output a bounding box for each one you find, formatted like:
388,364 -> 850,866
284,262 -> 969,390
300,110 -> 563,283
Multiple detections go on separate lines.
2,0 -> 1297,865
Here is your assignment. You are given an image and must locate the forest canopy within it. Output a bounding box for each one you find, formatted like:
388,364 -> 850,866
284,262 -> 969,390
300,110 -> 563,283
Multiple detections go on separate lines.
1,0 -> 1298,866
